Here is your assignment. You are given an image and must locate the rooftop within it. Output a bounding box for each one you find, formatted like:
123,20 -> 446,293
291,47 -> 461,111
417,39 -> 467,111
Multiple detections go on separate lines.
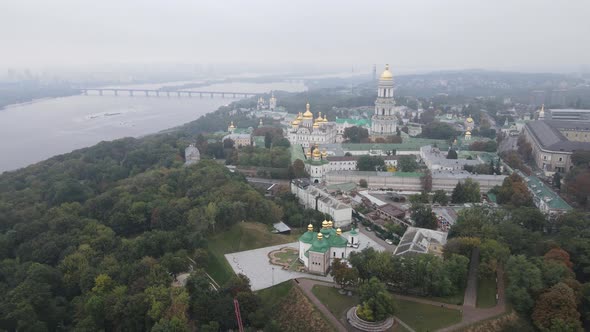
342,138 -> 450,152
526,120 -> 590,152
515,170 -> 572,211
291,144 -> 306,163
394,226 -> 448,256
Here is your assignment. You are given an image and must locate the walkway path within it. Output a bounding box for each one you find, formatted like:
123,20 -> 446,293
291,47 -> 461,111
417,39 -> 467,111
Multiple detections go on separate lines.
295,248 -> 507,332
295,278 -> 349,332
463,247 -> 480,307
297,278 -> 416,332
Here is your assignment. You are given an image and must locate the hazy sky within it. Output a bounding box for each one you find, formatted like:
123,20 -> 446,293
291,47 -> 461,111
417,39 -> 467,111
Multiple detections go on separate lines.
2,0 -> 589,72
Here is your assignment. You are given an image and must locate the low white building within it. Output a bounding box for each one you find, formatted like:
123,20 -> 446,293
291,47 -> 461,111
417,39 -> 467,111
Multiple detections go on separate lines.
393,227 -> 448,256
184,144 -> 201,166
325,170 -> 506,193
420,145 -> 482,171
291,179 -> 353,229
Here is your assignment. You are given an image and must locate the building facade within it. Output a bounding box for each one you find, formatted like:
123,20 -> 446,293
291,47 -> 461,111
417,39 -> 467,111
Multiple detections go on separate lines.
523,120 -> 590,174
184,144 -> 201,166
298,221 -> 351,275
371,64 -> 398,137
287,103 -> 337,148
291,179 -> 353,228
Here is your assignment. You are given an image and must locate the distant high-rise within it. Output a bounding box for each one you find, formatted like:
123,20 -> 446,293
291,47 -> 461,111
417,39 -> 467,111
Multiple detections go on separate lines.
372,64 -> 377,81
550,89 -> 567,107
371,64 -> 397,137
530,90 -> 545,106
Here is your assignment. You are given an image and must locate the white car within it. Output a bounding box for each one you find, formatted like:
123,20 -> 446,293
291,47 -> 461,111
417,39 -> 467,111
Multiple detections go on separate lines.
385,239 -> 394,245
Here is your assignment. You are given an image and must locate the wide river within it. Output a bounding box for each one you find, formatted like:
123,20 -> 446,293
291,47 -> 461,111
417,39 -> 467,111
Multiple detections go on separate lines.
0,80 -> 306,173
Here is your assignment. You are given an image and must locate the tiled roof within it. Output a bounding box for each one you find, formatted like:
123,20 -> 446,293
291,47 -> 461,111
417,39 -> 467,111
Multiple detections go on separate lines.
526,121 -> 590,152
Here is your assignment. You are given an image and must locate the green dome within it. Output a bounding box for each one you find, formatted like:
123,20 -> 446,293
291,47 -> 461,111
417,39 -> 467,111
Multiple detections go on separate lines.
299,230 -> 315,244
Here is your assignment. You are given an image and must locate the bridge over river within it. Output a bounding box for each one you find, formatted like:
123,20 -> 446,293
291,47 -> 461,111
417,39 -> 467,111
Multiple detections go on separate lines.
79,88 -> 259,98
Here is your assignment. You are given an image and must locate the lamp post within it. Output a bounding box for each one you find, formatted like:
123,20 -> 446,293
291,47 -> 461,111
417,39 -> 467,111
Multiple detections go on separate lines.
272,267 -> 275,286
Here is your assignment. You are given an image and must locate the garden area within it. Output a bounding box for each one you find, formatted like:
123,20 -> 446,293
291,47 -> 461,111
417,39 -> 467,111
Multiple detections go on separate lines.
206,222 -> 301,284
269,247 -> 304,271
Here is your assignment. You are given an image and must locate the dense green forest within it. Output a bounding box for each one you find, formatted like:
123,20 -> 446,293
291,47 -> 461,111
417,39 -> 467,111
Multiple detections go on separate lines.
0,93 -> 287,330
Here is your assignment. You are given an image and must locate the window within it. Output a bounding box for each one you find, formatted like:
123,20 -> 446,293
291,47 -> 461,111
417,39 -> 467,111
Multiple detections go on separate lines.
559,157 -> 563,162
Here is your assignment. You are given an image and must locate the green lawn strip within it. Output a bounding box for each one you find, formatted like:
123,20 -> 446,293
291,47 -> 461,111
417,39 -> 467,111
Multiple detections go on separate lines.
311,285 -> 359,318
421,291 -> 464,305
476,275 -> 497,308
394,298 -> 462,332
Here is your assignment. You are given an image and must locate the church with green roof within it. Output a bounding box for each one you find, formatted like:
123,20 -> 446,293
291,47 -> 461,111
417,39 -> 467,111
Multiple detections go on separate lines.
298,220 -> 359,275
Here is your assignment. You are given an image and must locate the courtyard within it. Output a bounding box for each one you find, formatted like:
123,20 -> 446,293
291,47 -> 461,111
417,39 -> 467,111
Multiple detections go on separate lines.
225,230 -> 385,290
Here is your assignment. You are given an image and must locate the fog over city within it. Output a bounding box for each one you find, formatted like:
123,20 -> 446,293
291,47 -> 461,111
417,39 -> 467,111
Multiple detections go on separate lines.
2,0 -> 590,73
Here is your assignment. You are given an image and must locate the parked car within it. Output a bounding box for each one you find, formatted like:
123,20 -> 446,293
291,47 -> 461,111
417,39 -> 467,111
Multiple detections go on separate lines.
365,227 -> 372,232
385,239 -> 394,245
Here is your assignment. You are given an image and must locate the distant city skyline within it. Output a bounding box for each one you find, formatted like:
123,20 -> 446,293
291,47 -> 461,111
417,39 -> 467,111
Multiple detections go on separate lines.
1,0 -> 590,74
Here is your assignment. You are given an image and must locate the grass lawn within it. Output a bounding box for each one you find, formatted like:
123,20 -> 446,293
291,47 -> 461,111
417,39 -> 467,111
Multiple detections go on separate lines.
394,324 -> 412,332
257,280 -> 294,310
311,285 -> 359,318
476,275 -> 497,308
422,291 -> 465,305
206,222 -> 301,285
394,298 -> 462,332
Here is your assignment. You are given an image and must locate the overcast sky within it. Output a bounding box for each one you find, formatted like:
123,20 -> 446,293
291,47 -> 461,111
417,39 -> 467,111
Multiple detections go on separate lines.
2,0 -> 589,73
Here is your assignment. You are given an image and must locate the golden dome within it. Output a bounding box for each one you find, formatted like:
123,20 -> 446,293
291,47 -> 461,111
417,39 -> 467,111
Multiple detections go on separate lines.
336,228 -> 342,236
322,220 -> 328,228
306,149 -> 312,157
307,223 -> 313,232
313,148 -> 321,158
297,112 -> 303,120
323,115 -> 328,122
303,102 -> 313,118
316,112 -> 323,122
313,122 -> 320,129
229,121 -> 235,129
321,149 -> 328,158
466,115 -> 473,123
291,118 -> 300,126
317,232 -> 323,240
380,64 -> 393,80
327,220 -> 333,228
465,131 -> 472,135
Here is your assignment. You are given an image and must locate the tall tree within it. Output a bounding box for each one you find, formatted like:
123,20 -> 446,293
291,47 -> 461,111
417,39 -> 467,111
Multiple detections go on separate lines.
356,156 -> 385,171
398,155 -> 418,172
531,283 -> 582,331
410,204 -> 438,230
446,149 -> 458,159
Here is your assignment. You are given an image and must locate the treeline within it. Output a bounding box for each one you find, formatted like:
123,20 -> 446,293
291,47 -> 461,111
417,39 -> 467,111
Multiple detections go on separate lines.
449,206 -> 590,330
0,97 -> 286,330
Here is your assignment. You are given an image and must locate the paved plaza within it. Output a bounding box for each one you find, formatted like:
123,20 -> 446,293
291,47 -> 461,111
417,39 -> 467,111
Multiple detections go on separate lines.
225,231 -> 385,291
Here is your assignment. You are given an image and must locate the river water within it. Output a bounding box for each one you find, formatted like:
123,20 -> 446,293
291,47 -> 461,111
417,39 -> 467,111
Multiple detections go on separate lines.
0,81 -> 306,173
